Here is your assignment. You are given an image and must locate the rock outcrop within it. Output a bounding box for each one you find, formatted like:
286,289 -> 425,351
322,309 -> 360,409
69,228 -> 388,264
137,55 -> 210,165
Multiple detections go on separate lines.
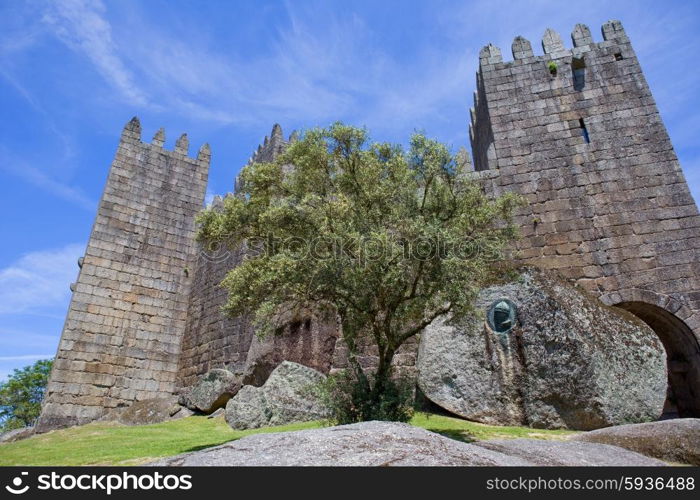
105,397 -> 190,425
186,369 -> 241,414
150,421 -> 664,466
225,361 -> 328,430
574,418 -> 700,465
417,268 -> 667,430
0,427 -> 34,443
475,438 -> 665,466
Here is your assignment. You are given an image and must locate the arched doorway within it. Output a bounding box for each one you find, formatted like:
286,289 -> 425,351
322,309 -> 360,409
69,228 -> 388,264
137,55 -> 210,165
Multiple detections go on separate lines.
614,301 -> 700,418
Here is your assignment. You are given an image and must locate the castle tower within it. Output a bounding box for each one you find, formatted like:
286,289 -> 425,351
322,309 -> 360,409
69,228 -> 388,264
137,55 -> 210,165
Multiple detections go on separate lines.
470,21 -> 700,417
37,118 -> 210,431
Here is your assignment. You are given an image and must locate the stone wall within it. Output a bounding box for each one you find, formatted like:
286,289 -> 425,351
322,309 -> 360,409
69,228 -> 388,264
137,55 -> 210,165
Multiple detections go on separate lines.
175,238 -> 253,388
37,118 -> 210,431
469,21 -> 700,416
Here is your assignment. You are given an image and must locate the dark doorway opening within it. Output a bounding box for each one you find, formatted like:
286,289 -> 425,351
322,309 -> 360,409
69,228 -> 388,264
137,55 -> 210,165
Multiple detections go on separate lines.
615,301 -> 700,418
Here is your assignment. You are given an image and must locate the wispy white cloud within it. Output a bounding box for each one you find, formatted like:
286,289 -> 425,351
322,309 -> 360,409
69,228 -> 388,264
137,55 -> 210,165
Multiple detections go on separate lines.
0,243 -> 84,315
3,0 -> 699,193
0,147 -> 95,211
41,0 -> 148,106
25,0 -> 482,134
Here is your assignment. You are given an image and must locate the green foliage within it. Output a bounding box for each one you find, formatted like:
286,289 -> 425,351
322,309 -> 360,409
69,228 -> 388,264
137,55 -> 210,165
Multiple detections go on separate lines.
0,359 -> 53,431
314,370 -> 414,424
197,123 -> 520,416
547,61 -> 558,74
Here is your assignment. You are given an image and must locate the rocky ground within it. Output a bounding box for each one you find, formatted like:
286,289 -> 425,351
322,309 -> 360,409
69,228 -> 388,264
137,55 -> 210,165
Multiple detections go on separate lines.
151,421 -> 665,466
574,418 -> 700,466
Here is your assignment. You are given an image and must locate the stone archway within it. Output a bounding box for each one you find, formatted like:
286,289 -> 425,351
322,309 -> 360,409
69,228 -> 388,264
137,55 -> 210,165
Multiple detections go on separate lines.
600,289 -> 700,418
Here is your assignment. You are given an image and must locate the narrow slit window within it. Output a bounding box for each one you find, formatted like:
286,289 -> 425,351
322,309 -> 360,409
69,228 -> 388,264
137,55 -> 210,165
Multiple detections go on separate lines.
614,52 -> 623,61
579,118 -> 590,143
572,57 -> 586,90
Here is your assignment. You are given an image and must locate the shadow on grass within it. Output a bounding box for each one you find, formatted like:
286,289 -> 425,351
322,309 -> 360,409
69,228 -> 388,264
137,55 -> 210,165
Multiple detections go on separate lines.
426,428 -> 477,444
183,439 -> 239,453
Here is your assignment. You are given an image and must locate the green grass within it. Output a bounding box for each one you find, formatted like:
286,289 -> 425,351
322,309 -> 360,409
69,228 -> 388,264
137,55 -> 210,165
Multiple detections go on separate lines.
0,412 -> 577,466
411,412 -> 577,443
0,417 -> 322,466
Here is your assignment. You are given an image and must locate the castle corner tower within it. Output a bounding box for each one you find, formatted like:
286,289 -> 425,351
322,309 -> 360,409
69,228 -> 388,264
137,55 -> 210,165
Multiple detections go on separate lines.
470,21 -> 700,417
37,118 -> 210,431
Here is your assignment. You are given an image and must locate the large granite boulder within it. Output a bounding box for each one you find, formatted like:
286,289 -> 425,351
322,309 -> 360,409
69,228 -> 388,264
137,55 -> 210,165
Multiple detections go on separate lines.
240,314 -> 339,387
150,421 -> 663,466
225,386 -> 270,429
187,369 -> 241,414
574,418 -> 700,465
417,267 -> 667,430
225,361 -> 327,430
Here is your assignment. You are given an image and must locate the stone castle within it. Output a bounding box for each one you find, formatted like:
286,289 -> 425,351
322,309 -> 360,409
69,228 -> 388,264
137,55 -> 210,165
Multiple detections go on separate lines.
37,20 -> 700,431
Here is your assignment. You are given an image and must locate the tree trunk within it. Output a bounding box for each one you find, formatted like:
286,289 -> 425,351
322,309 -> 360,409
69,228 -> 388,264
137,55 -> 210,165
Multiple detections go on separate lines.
370,348 -> 395,404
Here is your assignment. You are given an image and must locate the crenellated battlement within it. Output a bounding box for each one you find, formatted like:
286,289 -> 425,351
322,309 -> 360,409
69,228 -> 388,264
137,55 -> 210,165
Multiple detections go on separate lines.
119,116 -> 211,165
234,123 -> 296,195
478,20 -> 628,68
246,123 -> 297,165
469,20 -> 640,172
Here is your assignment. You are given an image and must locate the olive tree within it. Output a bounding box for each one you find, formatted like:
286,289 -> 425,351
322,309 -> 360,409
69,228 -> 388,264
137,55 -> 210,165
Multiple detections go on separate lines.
197,123 -> 519,419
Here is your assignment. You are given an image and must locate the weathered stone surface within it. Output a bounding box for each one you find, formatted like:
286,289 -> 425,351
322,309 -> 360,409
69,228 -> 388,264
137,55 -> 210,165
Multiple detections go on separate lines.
476,438 -> 665,466
188,369 -> 240,414
225,361 -> 327,430
0,427 -> 34,443
170,406 -> 194,420
417,268 -> 667,430
225,386 -> 270,430
150,421 -> 663,466
263,361 -> 328,426
239,318 -> 339,387
153,422 -> 529,466
206,407 -> 225,419
574,418 -> 700,465
111,397 -> 181,426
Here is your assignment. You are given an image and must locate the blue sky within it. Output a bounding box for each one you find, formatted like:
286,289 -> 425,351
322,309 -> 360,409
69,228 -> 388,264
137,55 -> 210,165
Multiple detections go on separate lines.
1,0 -> 699,381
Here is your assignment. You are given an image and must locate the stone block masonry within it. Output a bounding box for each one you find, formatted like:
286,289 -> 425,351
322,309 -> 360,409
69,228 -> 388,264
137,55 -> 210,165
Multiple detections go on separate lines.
37,118 -> 210,431
470,21 -> 700,417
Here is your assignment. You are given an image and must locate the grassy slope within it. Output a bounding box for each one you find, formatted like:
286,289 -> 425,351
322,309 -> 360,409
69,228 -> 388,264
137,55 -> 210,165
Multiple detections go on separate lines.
0,413 -> 576,466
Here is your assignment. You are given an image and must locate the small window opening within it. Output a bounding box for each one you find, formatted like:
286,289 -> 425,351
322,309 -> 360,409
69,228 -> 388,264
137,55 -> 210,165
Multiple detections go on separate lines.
579,118 -> 590,143
614,52 -> 623,61
572,57 -> 586,90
